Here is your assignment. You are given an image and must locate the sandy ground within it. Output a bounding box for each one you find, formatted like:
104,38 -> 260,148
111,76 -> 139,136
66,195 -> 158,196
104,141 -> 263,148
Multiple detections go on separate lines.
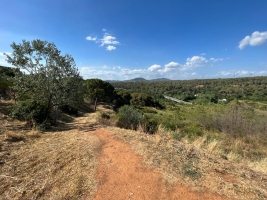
93,128 -> 225,200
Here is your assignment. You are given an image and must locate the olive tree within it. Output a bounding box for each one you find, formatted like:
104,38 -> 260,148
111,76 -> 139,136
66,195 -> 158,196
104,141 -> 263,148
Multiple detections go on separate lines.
5,39 -> 84,125
85,78 -> 115,111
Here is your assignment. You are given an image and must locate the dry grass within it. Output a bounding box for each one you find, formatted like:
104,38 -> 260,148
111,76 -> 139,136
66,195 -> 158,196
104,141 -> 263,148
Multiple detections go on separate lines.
105,125 -> 267,200
0,100 -> 100,200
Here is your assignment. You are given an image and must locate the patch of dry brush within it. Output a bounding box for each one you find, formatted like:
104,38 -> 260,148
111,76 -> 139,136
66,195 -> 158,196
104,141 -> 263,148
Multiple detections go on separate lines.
0,113 -> 99,200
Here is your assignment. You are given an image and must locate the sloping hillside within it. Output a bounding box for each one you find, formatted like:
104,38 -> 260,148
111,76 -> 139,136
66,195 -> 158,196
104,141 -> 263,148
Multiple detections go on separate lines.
0,100 -> 267,199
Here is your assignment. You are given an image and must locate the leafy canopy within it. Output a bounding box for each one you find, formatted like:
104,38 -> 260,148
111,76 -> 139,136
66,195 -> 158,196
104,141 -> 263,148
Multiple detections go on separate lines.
85,78 -> 115,111
5,39 -> 84,125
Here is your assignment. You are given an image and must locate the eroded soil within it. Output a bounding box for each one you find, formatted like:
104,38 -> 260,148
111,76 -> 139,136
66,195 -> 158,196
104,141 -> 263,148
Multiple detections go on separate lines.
94,128 -> 225,200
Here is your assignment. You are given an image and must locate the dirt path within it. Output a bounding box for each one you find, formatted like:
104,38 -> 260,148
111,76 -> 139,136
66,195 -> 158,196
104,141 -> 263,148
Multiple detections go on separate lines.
93,128 -> 225,200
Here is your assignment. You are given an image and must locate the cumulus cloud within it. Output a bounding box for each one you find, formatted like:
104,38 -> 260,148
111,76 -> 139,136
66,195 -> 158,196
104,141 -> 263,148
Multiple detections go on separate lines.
148,64 -> 161,72
86,36 -> 97,41
165,62 -> 181,69
184,56 -> 207,70
162,62 -> 182,72
106,45 -> 116,51
100,33 -> 119,46
239,31 -> 267,50
79,54 -> 228,80
86,30 -> 120,51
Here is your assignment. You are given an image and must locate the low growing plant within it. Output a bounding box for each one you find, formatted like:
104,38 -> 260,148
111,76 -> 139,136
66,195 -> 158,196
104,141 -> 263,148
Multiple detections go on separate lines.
116,105 -> 144,130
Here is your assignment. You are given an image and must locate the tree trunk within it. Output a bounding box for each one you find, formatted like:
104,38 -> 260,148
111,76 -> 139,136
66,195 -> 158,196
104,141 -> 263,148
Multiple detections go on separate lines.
53,106 -> 58,126
94,98 -> 98,112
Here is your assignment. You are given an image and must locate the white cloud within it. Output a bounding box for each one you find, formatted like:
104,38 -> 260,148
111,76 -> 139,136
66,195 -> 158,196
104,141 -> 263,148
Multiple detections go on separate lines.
102,28 -> 107,32
236,70 -> 249,75
148,64 -> 161,72
201,53 -> 206,56
106,45 -> 116,51
259,71 -> 267,74
162,62 -> 182,72
184,56 -> 207,70
210,57 -> 224,62
0,52 -> 11,57
220,71 -> 232,76
239,31 -> 267,50
219,70 -> 267,77
86,31 -> 120,51
165,62 -> 181,69
101,33 -> 119,46
0,52 -> 12,66
86,36 -> 97,41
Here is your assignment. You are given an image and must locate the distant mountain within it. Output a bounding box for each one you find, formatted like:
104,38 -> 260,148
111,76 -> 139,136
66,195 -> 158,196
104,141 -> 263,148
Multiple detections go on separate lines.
105,80 -> 121,83
150,78 -> 170,82
125,77 -> 147,82
125,77 -> 171,82
106,77 -> 171,83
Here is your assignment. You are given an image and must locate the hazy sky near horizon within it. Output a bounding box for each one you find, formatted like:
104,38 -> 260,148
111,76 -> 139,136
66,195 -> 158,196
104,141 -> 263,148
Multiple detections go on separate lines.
0,0 -> 267,80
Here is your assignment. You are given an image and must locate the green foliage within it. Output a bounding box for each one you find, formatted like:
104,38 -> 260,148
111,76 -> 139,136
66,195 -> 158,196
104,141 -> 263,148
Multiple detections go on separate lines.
112,76 -> 267,103
130,92 -> 163,109
142,107 -> 158,114
11,99 -> 48,125
85,78 -> 115,111
113,90 -> 131,109
5,39 -> 84,125
100,112 -> 110,119
143,117 -> 158,134
59,105 -> 78,116
173,133 -> 181,141
181,122 -> 204,139
116,105 -> 144,130
0,66 -> 16,99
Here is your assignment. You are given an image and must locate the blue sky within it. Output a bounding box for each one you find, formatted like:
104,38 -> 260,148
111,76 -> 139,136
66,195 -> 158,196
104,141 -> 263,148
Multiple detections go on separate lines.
0,0 -> 267,80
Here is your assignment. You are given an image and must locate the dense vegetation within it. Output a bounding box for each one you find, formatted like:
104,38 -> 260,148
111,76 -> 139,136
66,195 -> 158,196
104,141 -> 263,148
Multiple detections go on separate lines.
106,78 -> 267,162
112,77 -> 267,103
0,66 -> 16,99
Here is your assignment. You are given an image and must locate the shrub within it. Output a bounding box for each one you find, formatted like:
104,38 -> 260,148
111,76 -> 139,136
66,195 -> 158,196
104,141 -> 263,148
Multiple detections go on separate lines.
100,112 -> 110,119
116,105 -> 144,130
59,105 -> 78,116
198,100 -> 267,137
143,118 -> 158,134
181,122 -> 204,139
11,99 -> 48,126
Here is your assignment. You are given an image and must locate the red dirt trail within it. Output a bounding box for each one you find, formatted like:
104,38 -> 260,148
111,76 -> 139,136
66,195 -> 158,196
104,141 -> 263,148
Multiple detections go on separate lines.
94,128 -> 226,200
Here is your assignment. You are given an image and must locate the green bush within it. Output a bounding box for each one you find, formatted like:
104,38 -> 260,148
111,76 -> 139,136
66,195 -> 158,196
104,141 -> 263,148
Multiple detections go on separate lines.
142,108 -> 157,114
100,112 -> 110,119
11,99 -> 48,125
143,118 -> 158,134
116,105 -> 144,130
181,122 -> 204,139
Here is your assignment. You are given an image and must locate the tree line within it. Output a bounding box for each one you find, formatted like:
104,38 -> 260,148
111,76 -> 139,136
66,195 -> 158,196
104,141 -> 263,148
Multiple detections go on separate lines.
0,39 -> 162,129
111,76 -> 267,103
